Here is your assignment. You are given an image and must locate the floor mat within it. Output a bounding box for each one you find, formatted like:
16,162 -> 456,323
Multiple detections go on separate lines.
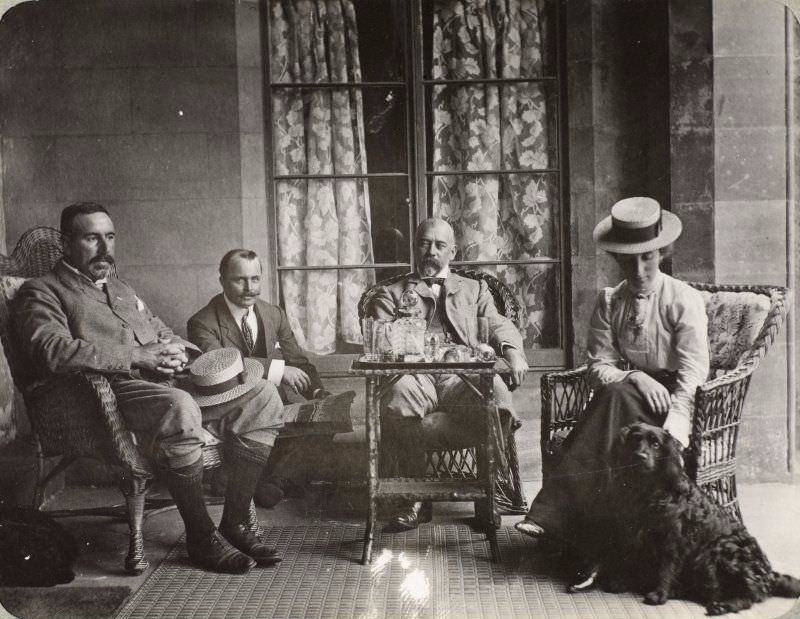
115,524 -> 796,619
0,585 -> 131,619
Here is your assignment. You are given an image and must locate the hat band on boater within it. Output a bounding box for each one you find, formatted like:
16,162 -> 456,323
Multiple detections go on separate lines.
193,371 -> 247,396
609,215 -> 662,243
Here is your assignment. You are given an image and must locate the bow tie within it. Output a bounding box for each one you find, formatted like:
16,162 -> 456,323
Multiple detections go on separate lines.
421,277 -> 445,287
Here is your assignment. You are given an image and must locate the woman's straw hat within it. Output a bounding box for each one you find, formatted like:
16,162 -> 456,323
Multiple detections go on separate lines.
593,197 -> 682,254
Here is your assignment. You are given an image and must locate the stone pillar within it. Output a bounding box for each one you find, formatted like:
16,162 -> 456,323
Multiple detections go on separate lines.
669,0 -> 715,282
567,0 -> 669,360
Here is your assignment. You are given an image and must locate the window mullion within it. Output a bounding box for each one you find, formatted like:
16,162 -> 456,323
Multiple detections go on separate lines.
410,0 -> 428,247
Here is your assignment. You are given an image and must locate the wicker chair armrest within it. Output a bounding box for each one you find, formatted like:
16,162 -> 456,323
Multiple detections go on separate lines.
26,371 -> 152,479
540,366 -> 592,466
79,372 -> 153,478
541,365 -> 590,384
685,369 -> 753,482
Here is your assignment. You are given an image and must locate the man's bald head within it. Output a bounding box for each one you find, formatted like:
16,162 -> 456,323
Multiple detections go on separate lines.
415,217 -> 457,276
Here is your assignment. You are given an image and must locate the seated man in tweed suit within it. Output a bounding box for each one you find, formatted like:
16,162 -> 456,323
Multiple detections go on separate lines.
14,202 -> 285,574
366,217 -> 529,531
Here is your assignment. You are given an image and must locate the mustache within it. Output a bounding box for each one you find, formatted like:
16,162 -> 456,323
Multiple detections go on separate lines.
90,254 -> 115,266
420,256 -> 442,274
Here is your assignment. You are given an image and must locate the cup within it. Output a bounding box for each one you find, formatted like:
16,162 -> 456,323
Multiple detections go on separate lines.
361,317 -> 374,354
478,317 -> 489,344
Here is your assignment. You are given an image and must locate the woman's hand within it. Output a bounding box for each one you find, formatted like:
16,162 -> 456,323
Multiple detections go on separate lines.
627,371 -> 671,416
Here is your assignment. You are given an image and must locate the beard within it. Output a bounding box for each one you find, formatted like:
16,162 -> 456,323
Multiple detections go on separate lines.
419,256 -> 442,277
88,254 -> 115,279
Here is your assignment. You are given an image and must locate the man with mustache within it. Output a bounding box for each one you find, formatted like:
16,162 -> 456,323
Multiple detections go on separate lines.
366,217 -> 529,531
189,249 -> 327,402
187,249 -> 331,505
14,202 -> 287,574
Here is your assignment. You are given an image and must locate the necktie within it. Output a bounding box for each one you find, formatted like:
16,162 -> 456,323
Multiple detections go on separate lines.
241,312 -> 255,353
422,277 -> 445,287
627,293 -> 649,336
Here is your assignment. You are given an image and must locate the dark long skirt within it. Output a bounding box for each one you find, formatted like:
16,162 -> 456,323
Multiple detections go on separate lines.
526,381 -> 663,539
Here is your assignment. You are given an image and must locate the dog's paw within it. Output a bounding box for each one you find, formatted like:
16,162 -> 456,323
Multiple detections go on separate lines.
644,590 -> 668,605
706,602 -> 730,616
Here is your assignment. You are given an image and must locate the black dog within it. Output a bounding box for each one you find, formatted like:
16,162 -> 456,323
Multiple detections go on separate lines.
0,508 -> 78,586
586,423 -> 800,615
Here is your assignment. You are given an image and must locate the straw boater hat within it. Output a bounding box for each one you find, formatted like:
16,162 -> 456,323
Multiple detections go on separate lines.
189,348 -> 264,407
592,197 -> 682,254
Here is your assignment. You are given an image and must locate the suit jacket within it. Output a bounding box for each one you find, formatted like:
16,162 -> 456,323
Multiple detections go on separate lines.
14,260 -> 187,381
368,272 -> 524,353
187,294 -> 323,398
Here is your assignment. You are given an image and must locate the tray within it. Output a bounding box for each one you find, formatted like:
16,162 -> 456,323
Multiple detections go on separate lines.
351,355 -> 496,370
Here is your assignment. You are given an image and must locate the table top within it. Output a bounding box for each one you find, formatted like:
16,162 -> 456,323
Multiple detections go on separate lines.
349,356 -> 508,375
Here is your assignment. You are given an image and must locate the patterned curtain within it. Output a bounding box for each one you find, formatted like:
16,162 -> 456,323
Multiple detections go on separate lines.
431,0 -> 556,347
271,0 -> 374,354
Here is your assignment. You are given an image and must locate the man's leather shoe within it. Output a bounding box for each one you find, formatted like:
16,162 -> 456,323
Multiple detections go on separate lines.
384,501 -> 432,532
187,530 -> 256,574
220,522 -> 282,566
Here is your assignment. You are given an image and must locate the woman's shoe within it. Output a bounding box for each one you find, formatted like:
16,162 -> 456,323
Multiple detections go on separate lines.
514,519 -> 545,538
568,563 -> 600,593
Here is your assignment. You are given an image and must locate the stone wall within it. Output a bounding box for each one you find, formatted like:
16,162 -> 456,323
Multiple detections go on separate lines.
711,0 -> 795,480
0,0 -> 267,336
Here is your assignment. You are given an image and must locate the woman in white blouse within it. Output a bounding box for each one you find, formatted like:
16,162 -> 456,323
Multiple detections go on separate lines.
515,197 -> 710,559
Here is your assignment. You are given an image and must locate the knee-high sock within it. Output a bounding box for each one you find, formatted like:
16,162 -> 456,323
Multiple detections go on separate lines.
221,438 -> 272,527
161,458 -> 214,542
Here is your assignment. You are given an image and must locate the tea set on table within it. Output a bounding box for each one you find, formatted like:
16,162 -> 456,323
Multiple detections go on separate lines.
360,288 -> 495,364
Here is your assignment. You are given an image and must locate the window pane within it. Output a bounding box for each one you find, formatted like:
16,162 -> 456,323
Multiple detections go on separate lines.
276,178 -> 411,268
427,82 -> 558,171
270,0 -> 405,84
422,0 -> 553,80
363,88 -> 408,173
272,87 -> 407,175
353,0 -> 407,82
475,263 -> 561,349
369,177 -> 412,265
429,173 -> 560,260
279,268 -> 375,355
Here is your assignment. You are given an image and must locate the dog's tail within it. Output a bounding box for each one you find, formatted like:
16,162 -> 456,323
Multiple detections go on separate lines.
770,572 -> 800,597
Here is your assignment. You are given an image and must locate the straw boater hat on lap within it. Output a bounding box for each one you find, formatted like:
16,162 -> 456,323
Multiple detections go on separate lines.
593,196 -> 682,254
189,348 -> 264,407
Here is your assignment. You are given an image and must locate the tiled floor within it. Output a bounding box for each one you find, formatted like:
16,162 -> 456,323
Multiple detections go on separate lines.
7,478 -> 797,619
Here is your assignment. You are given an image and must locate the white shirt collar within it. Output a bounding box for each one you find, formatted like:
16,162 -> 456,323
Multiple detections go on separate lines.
223,294 -> 251,321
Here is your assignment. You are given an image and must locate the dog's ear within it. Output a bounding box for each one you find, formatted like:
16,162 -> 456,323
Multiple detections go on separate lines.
611,425 -> 631,467
660,431 -> 690,494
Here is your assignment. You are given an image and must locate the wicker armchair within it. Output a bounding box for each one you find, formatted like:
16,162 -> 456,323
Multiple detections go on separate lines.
0,227 -> 163,574
540,282 -> 789,521
358,267 -> 527,515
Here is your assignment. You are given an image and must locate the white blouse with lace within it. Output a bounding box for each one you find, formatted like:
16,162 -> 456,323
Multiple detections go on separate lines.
586,272 -> 710,446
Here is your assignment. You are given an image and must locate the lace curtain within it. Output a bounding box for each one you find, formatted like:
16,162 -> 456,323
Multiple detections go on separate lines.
431,0 -> 557,347
270,0 -> 374,354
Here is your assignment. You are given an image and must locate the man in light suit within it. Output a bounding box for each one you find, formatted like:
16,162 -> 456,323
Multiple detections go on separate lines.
367,217 -> 529,530
15,203 -> 285,574
187,250 -> 332,504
